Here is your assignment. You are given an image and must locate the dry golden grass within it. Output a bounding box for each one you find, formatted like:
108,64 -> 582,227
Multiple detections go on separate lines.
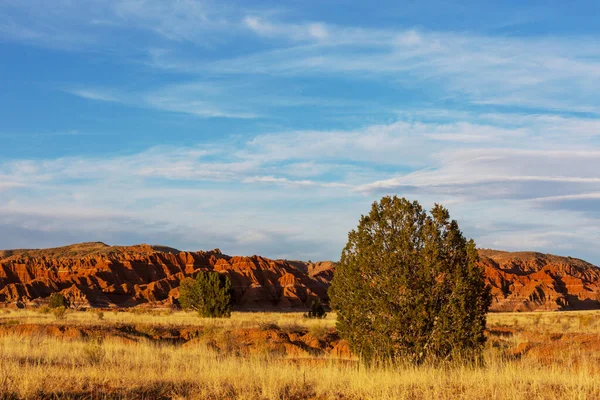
0,308 -> 599,399
0,308 -> 337,330
488,309 -> 600,334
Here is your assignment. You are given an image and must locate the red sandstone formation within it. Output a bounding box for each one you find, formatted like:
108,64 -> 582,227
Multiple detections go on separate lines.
1,243 -> 599,311
480,250 -> 600,311
0,243 -> 328,309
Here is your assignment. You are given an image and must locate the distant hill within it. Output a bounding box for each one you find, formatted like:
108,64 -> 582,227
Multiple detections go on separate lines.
1,243 -> 599,311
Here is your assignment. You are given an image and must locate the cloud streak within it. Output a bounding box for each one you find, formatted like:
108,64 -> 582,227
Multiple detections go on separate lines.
244,16 -> 329,41
66,84 -> 260,119
203,27 -> 600,113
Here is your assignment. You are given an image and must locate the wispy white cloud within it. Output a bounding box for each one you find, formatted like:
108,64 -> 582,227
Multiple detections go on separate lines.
198,25 -> 600,113
114,0 -> 223,42
0,0 -> 241,49
0,150 -> 358,259
6,115 -> 595,191
66,84 -> 259,119
244,16 -> 328,41
67,89 -> 121,103
243,176 -> 351,188
240,120 -> 535,168
0,182 -> 25,191
530,192 -> 600,202
356,148 -> 600,211
142,82 -> 260,118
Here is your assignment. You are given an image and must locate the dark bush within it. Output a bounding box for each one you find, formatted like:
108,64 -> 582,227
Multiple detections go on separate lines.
304,298 -> 327,319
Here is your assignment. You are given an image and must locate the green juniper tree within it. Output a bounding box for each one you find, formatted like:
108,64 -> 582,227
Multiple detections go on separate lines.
179,271 -> 233,318
329,196 -> 491,365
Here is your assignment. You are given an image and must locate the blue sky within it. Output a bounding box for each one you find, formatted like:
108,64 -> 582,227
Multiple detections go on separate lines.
1,0 -> 600,263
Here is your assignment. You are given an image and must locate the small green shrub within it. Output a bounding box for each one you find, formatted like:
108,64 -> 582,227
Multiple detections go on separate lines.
48,293 -> 69,309
304,298 -> 327,319
179,272 -> 233,318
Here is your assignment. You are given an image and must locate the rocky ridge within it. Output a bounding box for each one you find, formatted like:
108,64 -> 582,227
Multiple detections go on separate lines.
0,242 -> 330,309
1,243 -> 599,311
480,250 -> 600,311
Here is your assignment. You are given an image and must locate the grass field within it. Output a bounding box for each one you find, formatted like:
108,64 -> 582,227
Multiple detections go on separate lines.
1,308 -> 600,399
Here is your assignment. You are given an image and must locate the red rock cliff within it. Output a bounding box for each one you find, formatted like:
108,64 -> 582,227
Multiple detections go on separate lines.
480,250 -> 600,311
0,243 -> 329,309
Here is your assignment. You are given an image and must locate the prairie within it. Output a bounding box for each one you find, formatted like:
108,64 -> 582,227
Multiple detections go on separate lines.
1,308 -> 599,399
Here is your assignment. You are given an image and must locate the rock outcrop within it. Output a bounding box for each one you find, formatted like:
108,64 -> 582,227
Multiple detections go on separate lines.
0,242 -> 328,309
480,250 -> 600,311
1,243 -> 599,311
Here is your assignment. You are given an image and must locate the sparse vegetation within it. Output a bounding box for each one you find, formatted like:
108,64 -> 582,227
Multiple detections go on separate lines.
330,196 -> 492,365
179,271 -> 233,318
